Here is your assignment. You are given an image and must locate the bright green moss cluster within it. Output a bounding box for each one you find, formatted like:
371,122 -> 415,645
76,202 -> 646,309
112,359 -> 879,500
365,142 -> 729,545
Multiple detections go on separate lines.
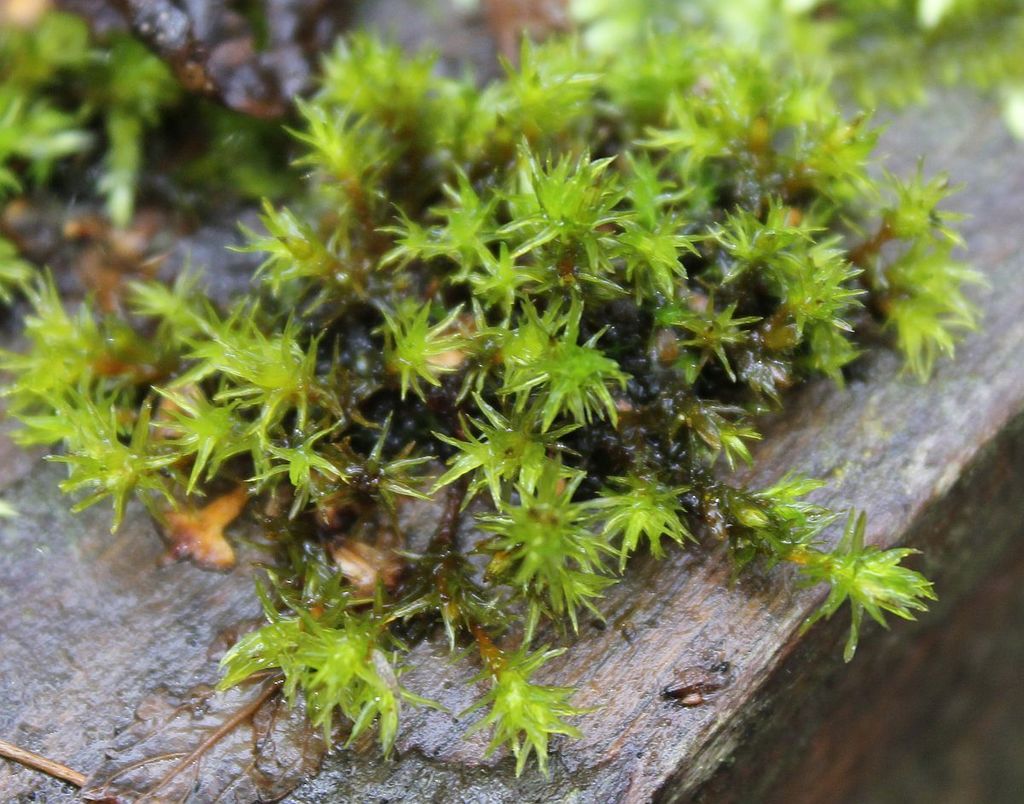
789,0 -> 1024,117
0,11 -> 179,227
574,0 -> 1024,133
220,565 -> 435,753
0,10 -> 292,297
0,12 -> 180,307
2,28 -> 966,774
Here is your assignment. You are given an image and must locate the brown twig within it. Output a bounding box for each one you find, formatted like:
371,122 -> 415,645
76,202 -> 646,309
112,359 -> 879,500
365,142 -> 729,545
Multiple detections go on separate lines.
0,738 -> 87,788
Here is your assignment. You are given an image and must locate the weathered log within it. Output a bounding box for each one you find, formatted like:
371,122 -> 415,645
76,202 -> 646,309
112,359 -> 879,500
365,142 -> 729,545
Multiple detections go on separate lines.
1,91 -> 1022,802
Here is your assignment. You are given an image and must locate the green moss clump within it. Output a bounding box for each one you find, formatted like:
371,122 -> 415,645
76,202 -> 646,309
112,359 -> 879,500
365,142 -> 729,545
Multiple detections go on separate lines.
574,0 -> 1024,133
2,29 -> 966,773
0,9 -> 292,289
790,0 -> 1024,115
0,11 -> 179,228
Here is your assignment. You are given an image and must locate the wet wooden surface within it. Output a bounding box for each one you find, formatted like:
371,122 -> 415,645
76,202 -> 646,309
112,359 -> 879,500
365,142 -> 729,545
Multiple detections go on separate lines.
2,91 -> 1023,803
